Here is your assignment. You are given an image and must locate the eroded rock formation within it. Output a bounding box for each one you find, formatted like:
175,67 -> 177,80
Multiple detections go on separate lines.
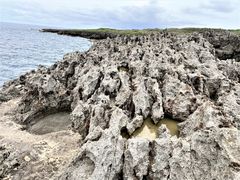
201,30 -> 240,61
0,31 -> 240,179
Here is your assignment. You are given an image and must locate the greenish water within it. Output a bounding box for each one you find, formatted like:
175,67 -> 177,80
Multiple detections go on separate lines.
132,118 -> 179,140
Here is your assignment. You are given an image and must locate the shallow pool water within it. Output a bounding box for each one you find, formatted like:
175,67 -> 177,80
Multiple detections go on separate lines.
132,118 -> 179,140
28,112 -> 71,135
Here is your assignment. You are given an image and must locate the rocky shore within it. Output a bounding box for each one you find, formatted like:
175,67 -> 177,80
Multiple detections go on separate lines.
0,30 -> 240,179
41,28 -> 120,39
42,28 -> 240,61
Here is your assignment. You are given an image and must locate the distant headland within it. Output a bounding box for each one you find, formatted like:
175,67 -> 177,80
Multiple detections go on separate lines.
41,27 -> 240,40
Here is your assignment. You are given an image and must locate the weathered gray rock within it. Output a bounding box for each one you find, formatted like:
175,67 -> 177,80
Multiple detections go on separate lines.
0,146 -> 20,179
201,30 -> 240,61
127,115 -> 144,135
62,108 -> 127,180
124,138 -> 150,179
1,31 -> 240,179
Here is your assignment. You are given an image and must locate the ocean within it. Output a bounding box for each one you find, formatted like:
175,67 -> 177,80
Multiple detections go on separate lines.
0,22 -> 91,86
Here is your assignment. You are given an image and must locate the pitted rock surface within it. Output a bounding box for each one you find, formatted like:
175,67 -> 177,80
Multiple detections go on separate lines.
1,32 -> 240,179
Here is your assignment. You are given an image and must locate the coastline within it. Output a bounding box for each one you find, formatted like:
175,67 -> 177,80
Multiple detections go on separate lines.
0,22 -> 92,87
41,27 -> 240,40
40,28 -> 240,62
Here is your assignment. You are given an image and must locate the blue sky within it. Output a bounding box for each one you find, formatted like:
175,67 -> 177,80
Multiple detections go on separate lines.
0,0 -> 239,29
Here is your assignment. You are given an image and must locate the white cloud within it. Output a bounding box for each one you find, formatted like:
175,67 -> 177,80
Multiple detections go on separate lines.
0,0 -> 239,29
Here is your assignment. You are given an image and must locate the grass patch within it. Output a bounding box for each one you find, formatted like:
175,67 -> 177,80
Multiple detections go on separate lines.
58,28 -> 240,35
56,28 -> 161,36
229,29 -> 240,35
42,27 -> 240,39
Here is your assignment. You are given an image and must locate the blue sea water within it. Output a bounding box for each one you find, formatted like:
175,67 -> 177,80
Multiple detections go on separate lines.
0,22 -> 91,86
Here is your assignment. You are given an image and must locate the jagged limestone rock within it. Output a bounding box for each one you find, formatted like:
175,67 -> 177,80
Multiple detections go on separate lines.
0,31 -> 240,179
124,139 -> 150,179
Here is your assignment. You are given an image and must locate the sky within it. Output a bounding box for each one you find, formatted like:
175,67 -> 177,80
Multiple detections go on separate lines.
0,0 -> 239,29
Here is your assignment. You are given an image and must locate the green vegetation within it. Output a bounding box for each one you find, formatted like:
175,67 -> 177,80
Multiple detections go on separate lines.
229,29 -> 240,35
58,28 -> 161,35
60,27 -> 240,35
42,27 -> 240,39
165,28 -> 217,34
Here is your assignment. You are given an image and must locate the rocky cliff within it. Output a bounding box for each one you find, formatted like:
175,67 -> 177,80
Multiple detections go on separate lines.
0,31 -> 240,180
42,28 -> 240,62
41,28 -> 119,39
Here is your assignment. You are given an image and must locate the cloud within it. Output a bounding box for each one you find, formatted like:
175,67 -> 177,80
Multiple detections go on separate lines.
0,0 -> 239,29
201,0 -> 236,13
181,0 -> 240,28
